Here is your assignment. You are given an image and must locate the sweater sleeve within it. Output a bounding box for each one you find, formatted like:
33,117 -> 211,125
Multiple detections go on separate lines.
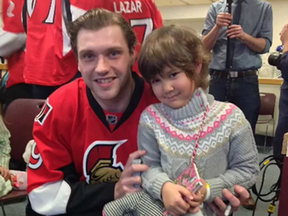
205,110 -> 259,201
0,117 -> 11,169
137,111 -> 172,201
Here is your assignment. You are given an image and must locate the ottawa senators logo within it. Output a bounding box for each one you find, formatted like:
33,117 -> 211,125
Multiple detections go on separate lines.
83,140 -> 127,184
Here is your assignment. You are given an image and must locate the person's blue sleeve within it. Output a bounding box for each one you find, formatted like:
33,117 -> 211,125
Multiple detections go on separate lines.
202,5 -> 217,36
258,4 -> 273,54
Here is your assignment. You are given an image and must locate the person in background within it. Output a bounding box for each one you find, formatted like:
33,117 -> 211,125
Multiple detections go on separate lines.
22,0 -> 162,99
103,24 -> 259,216
0,0 -> 33,113
0,111 -> 11,197
273,24 -> 288,159
26,9 -> 250,216
278,26 -> 288,214
202,0 -> 273,209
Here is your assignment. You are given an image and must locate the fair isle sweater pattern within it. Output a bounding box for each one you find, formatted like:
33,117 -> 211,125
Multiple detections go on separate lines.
141,96 -> 245,159
144,102 -> 239,157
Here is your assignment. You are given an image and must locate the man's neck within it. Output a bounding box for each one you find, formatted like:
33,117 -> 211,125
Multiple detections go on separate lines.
92,75 -> 135,113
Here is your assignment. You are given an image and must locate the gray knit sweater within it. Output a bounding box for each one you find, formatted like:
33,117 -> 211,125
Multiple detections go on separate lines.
137,88 -> 259,215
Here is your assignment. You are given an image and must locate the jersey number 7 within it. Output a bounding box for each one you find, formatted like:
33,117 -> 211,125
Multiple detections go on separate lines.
129,18 -> 153,43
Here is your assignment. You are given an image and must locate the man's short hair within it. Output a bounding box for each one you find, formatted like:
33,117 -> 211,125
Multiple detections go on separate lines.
68,8 -> 136,56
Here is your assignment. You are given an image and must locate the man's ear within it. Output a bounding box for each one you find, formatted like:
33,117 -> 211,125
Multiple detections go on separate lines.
78,63 -> 81,72
130,49 -> 137,65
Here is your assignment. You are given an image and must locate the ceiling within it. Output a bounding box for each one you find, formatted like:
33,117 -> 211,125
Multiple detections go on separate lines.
154,0 -> 215,6
154,0 -> 278,6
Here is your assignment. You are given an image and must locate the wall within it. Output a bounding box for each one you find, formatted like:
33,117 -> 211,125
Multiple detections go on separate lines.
0,0 -> 2,27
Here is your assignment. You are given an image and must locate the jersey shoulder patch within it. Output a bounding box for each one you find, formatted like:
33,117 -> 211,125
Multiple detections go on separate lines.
35,99 -> 53,125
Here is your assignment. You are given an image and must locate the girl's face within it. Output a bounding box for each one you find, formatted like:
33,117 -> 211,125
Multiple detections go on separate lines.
150,65 -> 201,109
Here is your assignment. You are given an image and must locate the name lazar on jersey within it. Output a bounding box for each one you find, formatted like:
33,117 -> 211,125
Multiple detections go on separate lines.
113,1 -> 142,14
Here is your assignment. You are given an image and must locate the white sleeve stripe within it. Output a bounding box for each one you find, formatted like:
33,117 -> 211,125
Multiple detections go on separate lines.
29,180 -> 71,215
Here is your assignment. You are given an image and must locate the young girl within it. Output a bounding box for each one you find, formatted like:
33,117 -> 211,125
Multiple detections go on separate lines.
0,115 -> 12,197
0,114 -> 27,196
103,25 -> 259,216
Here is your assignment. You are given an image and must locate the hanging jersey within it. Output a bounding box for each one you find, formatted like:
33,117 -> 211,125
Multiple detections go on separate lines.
23,0 -> 78,86
23,0 -> 162,86
1,0 -> 25,88
26,73 -> 158,216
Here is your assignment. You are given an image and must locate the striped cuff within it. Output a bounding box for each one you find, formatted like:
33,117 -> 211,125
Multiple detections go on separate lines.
205,178 -> 224,202
152,175 -> 173,201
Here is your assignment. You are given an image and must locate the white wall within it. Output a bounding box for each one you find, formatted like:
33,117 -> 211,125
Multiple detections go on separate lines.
0,0 -> 2,27
271,1 -> 288,51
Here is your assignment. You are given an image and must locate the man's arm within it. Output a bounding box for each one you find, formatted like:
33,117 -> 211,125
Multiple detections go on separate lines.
202,11 -> 232,52
226,25 -> 270,53
28,159 -> 116,215
0,30 -> 26,57
227,4 -> 273,54
239,33 -> 267,53
202,25 -> 222,52
0,0 -> 26,58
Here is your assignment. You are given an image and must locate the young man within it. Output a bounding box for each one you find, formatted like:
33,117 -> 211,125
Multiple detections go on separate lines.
26,9 -> 249,216
22,0 -> 162,99
202,0 -> 272,134
0,0 -> 33,112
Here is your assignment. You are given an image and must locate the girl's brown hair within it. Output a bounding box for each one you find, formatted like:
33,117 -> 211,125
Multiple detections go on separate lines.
138,24 -> 210,89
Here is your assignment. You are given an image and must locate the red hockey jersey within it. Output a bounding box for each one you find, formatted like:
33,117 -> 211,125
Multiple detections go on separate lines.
1,0 -> 25,88
23,0 -> 162,86
27,74 -> 157,216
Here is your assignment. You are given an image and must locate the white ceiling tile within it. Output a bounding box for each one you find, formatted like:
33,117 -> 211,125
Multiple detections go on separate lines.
154,0 -> 187,6
182,0 -> 214,5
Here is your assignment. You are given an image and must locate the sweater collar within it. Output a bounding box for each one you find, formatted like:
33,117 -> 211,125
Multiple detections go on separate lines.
160,88 -> 214,121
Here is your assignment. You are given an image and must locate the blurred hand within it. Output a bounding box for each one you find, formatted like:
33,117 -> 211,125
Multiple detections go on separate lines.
208,185 -> 249,216
216,13 -> 232,28
227,25 -> 246,40
186,192 -> 202,214
280,24 -> 288,45
162,182 -> 192,216
0,167 -> 10,181
114,150 -> 148,200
